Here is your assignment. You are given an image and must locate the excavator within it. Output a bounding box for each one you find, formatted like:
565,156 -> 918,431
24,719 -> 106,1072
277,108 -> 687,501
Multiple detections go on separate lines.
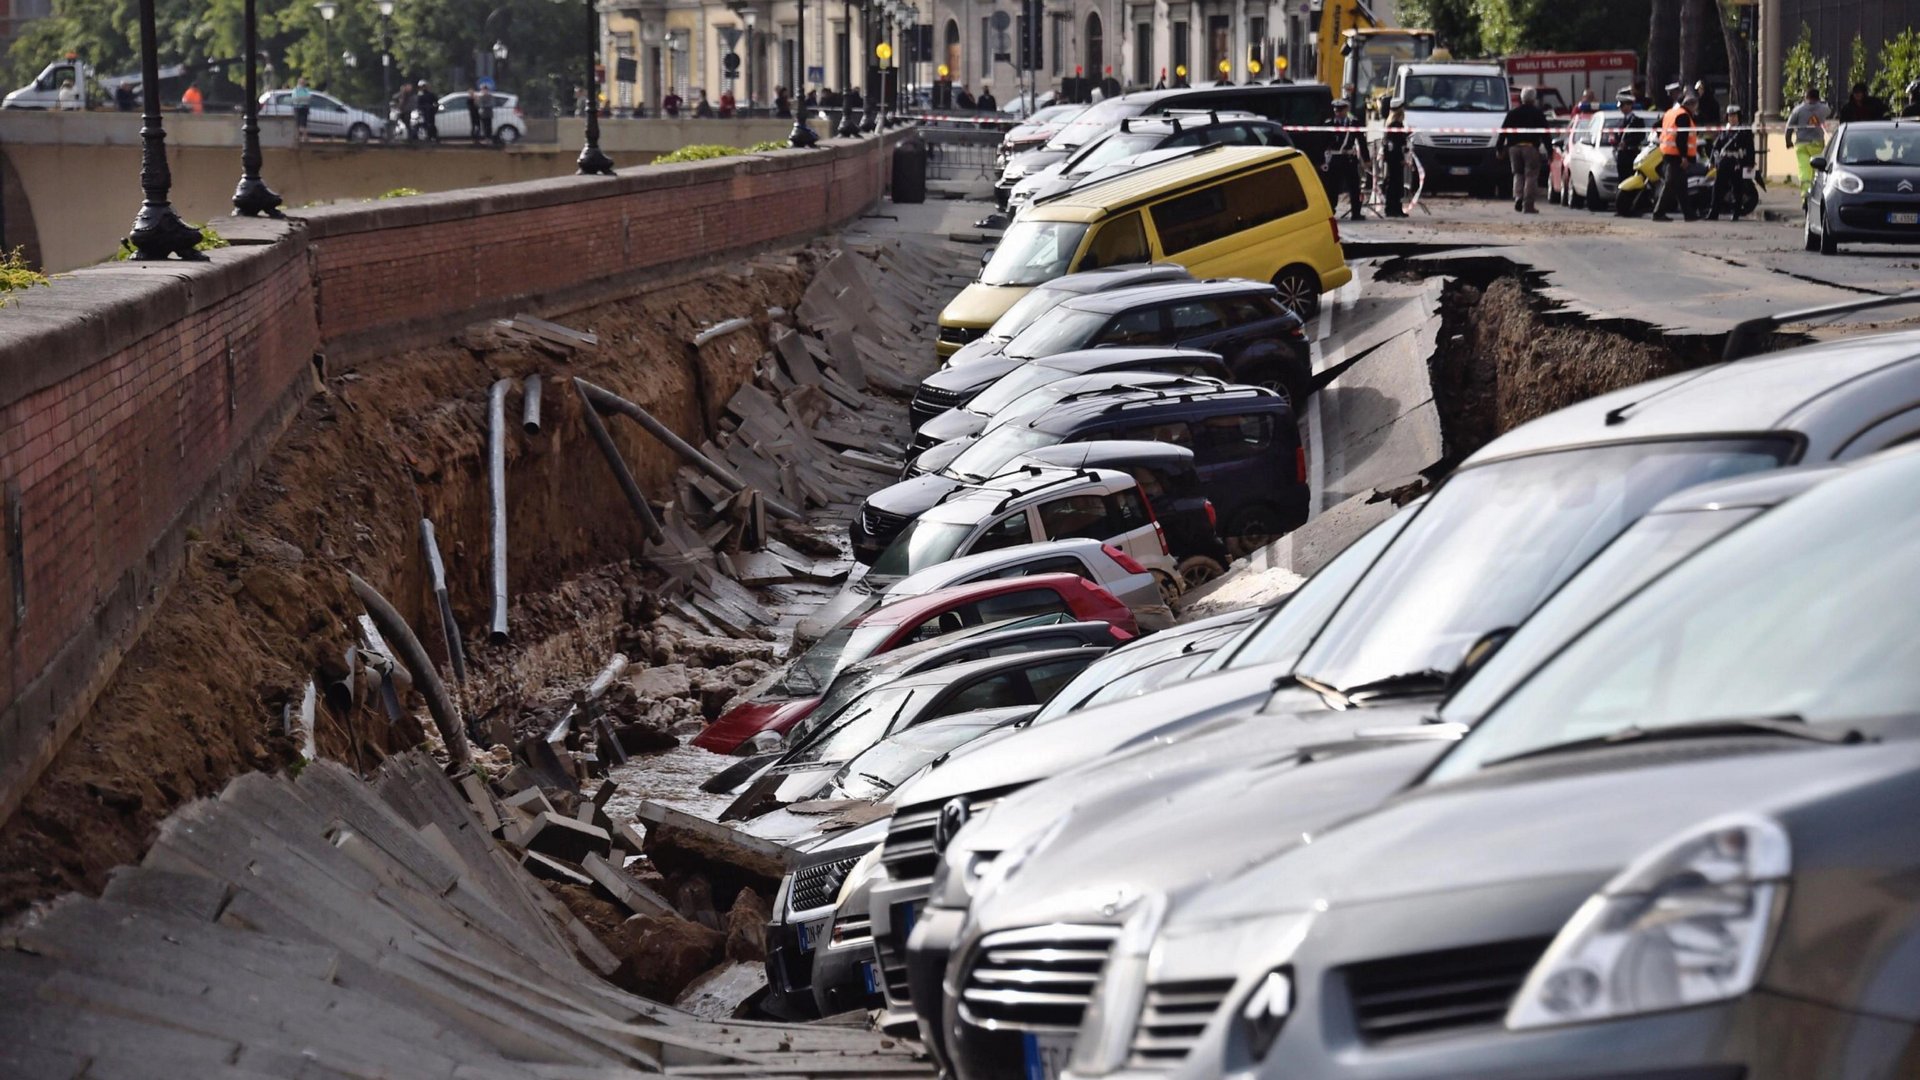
1317,0 -> 1436,115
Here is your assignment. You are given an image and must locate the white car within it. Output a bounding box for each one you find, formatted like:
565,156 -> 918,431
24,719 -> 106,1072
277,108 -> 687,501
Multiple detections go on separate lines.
1550,108 -> 1654,209
259,89 -> 383,143
423,91 -> 526,144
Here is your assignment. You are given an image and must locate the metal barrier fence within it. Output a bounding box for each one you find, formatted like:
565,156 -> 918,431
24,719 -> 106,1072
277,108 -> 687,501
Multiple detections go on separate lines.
921,126 -> 1003,182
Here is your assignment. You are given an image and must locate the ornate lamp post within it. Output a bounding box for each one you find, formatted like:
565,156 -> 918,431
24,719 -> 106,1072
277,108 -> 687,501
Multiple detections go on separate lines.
788,0 -> 819,145
835,0 -> 857,135
233,0 -> 283,217
895,0 -> 913,114
315,1 -> 339,89
126,0 -> 204,258
376,0 -> 396,128
555,0 -> 615,173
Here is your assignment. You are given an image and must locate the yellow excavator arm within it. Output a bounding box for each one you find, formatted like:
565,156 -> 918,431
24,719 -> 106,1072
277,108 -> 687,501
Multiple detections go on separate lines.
1317,0 -> 1381,88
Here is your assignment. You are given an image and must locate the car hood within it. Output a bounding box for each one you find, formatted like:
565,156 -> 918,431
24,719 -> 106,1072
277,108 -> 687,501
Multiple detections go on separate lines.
940,283 -> 1031,332
972,735 -> 1451,932
795,576 -> 887,644
946,336 -> 1014,369
1405,109 -> 1508,131
888,662 -> 1294,813
1176,736 -> 1920,927
918,406 -> 990,445
744,807 -> 891,851
920,355 -> 1023,399
867,471 -> 966,518
1004,148 -> 1072,178
692,695 -> 823,753
912,436 -> 977,478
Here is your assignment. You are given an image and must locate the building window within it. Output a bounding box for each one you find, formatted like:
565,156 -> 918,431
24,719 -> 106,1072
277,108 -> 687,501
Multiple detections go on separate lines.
1249,16 -> 1265,74
1172,20 -> 1189,82
1051,14 -> 1066,74
1135,21 -> 1153,85
1207,15 -> 1228,79
981,15 -> 992,78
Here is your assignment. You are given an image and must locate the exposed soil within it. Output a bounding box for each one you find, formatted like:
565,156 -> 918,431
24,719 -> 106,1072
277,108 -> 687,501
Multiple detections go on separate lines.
0,252 -> 820,918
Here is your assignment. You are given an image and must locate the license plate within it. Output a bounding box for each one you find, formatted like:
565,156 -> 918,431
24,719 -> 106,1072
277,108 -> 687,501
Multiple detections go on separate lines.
859,960 -> 879,994
1022,1032 -> 1075,1080
796,917 -> 827,953
1889,212 -> 1919,225
1447,165 -> 1471,176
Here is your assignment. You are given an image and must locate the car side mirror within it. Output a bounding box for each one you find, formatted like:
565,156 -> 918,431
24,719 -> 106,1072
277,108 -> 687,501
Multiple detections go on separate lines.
979,247 -> 996,267
1809,155 -> 1829,172
1449,626 -> 1515,690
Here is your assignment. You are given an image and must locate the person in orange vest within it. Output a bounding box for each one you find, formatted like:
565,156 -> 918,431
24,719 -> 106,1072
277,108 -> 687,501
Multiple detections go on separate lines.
181,80 -> 204,114
1652,86 -> 1698,222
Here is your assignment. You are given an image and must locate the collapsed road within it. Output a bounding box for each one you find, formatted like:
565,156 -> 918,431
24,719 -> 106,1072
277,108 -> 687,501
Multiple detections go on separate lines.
8,175 -> 1917,1077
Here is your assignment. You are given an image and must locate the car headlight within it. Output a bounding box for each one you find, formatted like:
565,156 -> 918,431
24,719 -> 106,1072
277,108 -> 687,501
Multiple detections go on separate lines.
1830,169 -> 1864,195
1506,814 -> 1790,1030
835,845 -> 883,908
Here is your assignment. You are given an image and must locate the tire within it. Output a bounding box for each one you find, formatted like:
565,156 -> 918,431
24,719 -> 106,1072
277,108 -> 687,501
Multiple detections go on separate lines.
1818,206 -> 1839,255
1176,555 -> 1226,592
1735,182 -> 1759,218
494,125 -> 521,146
1804,199 -> 1822,252
1154,570 -> 1183,607
1586,177 -> 1601,212
1224,505 -> 1284,559
347,122 -> 371,144
1270,266 -> 1320,319
1569,175 -> 1586,209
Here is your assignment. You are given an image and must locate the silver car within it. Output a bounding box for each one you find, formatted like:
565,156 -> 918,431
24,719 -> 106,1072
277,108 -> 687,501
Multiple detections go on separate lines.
259,89 -> 382,143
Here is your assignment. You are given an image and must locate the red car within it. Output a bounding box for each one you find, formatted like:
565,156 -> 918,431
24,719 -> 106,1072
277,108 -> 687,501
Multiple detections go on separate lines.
692,574 -> 1138,754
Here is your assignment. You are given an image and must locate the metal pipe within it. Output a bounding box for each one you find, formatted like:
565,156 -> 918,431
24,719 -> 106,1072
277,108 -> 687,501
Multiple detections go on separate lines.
347,570 -> 471,769
547,652 -> 630,744
522,374 -> 544,436
418,518 -> 468,683
574,378 -> 665,543
356,614 -> 406,723
574,376 -> 804,521
487,378 -> 511,645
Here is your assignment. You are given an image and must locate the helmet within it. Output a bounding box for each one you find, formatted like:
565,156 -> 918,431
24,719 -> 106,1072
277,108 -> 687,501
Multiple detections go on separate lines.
1615,87 -> 1635,100
1726,103 -> 1743,116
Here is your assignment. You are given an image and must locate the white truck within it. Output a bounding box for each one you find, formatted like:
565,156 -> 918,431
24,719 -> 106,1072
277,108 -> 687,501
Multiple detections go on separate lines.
1388,61 -> 1512,193
3,57 -> 92,110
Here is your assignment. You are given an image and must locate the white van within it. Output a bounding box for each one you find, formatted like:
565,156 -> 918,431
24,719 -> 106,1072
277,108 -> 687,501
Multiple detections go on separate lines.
1390,62 -> 1512,193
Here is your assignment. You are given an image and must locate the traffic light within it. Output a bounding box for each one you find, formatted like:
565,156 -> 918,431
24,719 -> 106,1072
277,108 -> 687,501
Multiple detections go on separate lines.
1018,0 -> 1045,71
723,53 -> 740,77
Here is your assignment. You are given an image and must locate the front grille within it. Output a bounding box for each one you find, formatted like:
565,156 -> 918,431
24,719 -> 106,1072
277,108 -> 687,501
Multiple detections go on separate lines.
1127,979 -> 1235,1069
831,910 -> 873,948
860,504 -> 914,546
881,805 -> 943,882
959,924 -> 1120,1032
1428,133 -> 1492,148
1343,937 -> 1551,1044
912,384 -> 970,426
791,855 -> 861,913
910,431 -> 943,454
878,904 -> 918,999
939,326 -> 985,347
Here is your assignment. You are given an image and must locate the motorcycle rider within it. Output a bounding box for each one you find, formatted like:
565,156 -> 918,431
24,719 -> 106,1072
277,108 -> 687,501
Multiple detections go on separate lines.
1653,86 -> 1699,222
1707,103 -> 1756,221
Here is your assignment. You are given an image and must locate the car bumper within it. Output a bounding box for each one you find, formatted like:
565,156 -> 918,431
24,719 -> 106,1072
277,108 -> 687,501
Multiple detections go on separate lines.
1411,144 -> 1504,185
810,928 -> 886,1016
870,871 -> 935,1023
761,915 -> 825,1020
905,901 -> 968,1072
1826,195 -> 1920,243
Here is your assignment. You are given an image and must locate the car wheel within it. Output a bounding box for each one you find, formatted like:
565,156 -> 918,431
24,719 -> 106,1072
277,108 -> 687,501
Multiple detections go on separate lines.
1176,555 -> 1225,592
1569,175 -> 1586,209
1154,570 -> 1183,607
348,122 -> 371,144
1585,177 -> 1602,212
1818,206 -> 1839,255
1224,506 -> 1283,559
495,125 -> 521,146
1270,266 -> 1320,319
1803,199 -> 1821,252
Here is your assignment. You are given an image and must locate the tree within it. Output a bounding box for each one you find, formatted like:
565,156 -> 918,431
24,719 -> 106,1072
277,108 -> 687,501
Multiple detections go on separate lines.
1676,0 -> 1707,86
1871,29 -> 1920,107
1646,0 -> 1678,101
1714,0 -> 1750,113
1395,0 -> 1482,59
1846,32 -> 1868,93
1781,22 -> 1832,113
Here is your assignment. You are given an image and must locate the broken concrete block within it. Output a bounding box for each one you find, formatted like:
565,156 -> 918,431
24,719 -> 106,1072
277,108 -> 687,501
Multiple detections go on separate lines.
523,851 -> 594,887
674,961 -> 769,1021
503,787 -> 554,817
582,852 -> 677,918
725,888 -> 772,963
510,811 -> 613,864
631,662 -> 691,701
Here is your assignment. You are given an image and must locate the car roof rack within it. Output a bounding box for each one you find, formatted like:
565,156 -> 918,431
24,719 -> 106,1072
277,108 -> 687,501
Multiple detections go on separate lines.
931,466 -> 1103,510
1095,385 -> 1275,415
1053,375 -> 1224,404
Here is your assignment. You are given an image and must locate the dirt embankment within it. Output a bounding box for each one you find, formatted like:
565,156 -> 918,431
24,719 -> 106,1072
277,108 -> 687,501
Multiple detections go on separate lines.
0,254 -> 817,918
1427,275 -> 1716,462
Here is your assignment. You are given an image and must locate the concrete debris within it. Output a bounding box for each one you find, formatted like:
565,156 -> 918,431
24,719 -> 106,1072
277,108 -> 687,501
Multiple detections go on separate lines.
675,961 -> 770,1020
511,810 -> 615,864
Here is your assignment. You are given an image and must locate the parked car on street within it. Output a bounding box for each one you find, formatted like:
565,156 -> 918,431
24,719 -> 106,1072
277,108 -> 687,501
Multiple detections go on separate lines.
912,343 -> 1231,433
996,102 -> 1087,167
423,90 -> 527,143
692,574 -> 1137,753
941,263 -> 1193,363
1006,111 -> 1290,212
1803,119 -> 1920,255
259,88 -> 383,142
1546,107 -> 1648,209
916,371 -> 1228,456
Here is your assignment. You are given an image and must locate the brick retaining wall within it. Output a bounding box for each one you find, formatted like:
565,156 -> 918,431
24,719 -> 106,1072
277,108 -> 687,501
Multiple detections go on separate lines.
0,131 -> 903,821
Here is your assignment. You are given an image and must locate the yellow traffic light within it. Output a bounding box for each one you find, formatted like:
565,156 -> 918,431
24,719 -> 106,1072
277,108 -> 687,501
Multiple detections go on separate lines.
937,63 -> 950,77
876,42 -> 893,61
1217,59 -> 1230,74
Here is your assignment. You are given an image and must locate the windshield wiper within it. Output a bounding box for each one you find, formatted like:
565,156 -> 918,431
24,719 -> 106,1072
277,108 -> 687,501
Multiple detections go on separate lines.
1482,714 -> 1866,769
1341,669 -> 1454,704
853,771 -> 898,795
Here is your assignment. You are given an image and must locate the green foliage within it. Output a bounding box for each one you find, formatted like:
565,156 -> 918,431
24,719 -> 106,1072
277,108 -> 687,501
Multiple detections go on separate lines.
0,247 -> 49,304
1782,23 -> 1832,113
1847,32 -> 1869,92
653,143 -> 742,164
1397,0 -> 1650,59
746,139 -> 789,153
1871,29 -> 1920,106
1395,0 -> 1482,57
112,223 -> 228,261
377,186 -> 422,199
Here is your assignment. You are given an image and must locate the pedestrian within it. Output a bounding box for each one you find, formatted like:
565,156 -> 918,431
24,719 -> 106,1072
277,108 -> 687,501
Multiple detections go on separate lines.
395,81 -> 417,141
415,79 -> 439,141
1498,86 -> 1548,213
1693,80 -> 1721,127
1324,97 -> 1367,220
1707,102 -> 1756,221
466,83 -> 484,143
719,89 -> 736,118
955,85 -> 976,109
844,84 -> 863,116
114,81 -> 135,111
1904,80 -> 1920,119
1785,87 -> 1830,204
1575,89 -> 1598,114
978,88 -> 997,111
774,86 -> 791,117
662,89 -> 682,117
803,87 -> 816,109
479,85 -> 494,141
1383,98 -> 1410,217
1613,86 -> 1650,183
292,76 -> 312,142
181,79 -> 203,114
1652,88 -> 1699,222
1838,81 -> 1887,122
694,90 -> 714,117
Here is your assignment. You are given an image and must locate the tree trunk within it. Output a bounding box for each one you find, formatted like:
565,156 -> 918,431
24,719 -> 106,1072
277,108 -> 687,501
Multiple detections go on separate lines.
1647,0 -> 1679,102
1715,0 -> 1750,114
1677,0 -> 1708,87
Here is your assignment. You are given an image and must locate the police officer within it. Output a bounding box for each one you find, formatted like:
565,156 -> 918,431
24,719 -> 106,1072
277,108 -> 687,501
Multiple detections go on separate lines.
1653,87 -> 1698,222
1383,98 -> 1410,217
1707,103 -> 1756,221
1325,98 -> 1367,220
1613,86 -> 1649,185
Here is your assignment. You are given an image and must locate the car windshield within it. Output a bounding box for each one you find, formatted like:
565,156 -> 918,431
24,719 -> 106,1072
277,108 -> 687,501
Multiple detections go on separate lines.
1296,438 -> 1792,695
991,286 -> 1076,341
872,518 -> 976,576
1034,632 -> 1213,722
1003,307 -> 1108,359
825,722 -> 995,800
784,685 -> 922,766
780,624 -> 897,694
1046,97 -> 1150,149
788,664 -> 888,745
1834,128 -> 1920,166
1196,502 -> 1418,675
986,378 -> 1164,431
981,221 -> 1092,287
967,362 -> 1075,415
1432,453 -> 1920,780
1403,74 -> 1509,111
1440,505 -> 1762,726
942,425 -> 1061,481
1068,130 -> 1168,174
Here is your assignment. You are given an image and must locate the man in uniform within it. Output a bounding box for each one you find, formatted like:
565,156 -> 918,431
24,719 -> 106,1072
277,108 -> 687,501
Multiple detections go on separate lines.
1707,103 -> 1756,220
1653,87 -> 1698,222
1325,98 -> 1367,220
1383,98 -> 1410,217
1613,86 -> 1649,186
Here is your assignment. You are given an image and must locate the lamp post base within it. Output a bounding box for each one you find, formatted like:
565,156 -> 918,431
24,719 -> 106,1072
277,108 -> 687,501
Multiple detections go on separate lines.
232,176 -> 285,218
837,105 -> 859,137
788,120 -> 819,147
577,142 -> 616,175
127,202 -> 207,261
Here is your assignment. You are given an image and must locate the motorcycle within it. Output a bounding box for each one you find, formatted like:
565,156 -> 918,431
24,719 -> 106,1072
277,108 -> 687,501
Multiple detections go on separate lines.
1613,143 -> 1664,217
1616,142 -> 1755,219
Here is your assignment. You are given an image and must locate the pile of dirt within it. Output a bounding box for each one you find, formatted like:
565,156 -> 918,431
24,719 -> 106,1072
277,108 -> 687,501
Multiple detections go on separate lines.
0,254 -> 816,919
546,877 -> 771,1003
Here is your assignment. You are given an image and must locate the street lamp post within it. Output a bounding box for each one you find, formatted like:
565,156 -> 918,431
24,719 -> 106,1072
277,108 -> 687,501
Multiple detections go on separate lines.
376,0 -> 395,134
741,8 -> 756,112
836,0 -> 856,135
860,0 -> 878,131
233,0 -> 283,217
789,0 -> 819,145
557,0 -> 615,173
126,0 -> 203,258
315,1 -> 338,89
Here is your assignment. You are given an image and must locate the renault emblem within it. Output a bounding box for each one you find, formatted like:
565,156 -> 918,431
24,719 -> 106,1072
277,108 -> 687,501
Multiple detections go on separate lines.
934,797 -> 970,852
1901,179 -> 1915,193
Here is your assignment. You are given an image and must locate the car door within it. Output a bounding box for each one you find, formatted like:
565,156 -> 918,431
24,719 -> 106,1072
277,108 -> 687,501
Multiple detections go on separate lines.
958,508 -> 1043,561
1035,489 -> 1163,571
1073,211 -> 1152,272
1163,298 -> 1239,357
1090,305 -> 1170,347
309,93 -> 349,137
964,585 -> 1077,627
1188,410 -> 1283,528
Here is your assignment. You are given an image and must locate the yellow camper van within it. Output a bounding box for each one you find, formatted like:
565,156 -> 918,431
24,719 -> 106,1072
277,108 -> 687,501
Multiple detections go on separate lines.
938,144 -> 1352,357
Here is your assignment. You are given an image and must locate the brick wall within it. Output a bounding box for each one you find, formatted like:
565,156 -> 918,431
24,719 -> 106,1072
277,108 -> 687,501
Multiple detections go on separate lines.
0,131 -> 902,821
